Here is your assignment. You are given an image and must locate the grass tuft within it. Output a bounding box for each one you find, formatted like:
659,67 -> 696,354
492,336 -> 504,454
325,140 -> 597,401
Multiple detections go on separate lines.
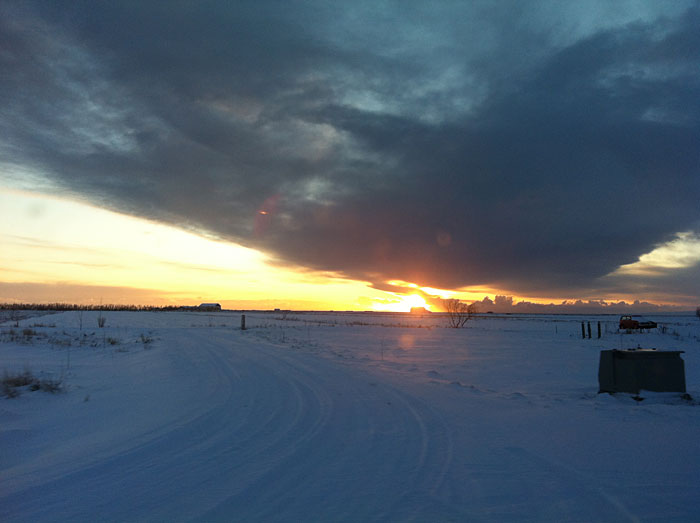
2,369 -> 64,398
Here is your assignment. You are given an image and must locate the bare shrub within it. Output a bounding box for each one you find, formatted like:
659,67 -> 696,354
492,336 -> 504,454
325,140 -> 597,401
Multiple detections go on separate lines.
444,299 -> 478,328
2,382 -> 20,398
1,369 -> 64,397
3,370 -> 34,388
97,314 -> 106,328
31,377 -> 63,393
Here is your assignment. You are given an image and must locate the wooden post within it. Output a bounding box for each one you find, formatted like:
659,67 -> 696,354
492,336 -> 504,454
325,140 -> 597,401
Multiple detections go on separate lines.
581,322 -> 586,339
241,314 -> 246,331
597,321 -> 601,339
587,322 -> 592,339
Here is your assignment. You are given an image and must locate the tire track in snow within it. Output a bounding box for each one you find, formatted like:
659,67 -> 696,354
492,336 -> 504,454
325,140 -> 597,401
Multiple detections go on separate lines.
199,332 -> 460,522
1,329 -> 249,521
503,447 -> 642,522
1,327 -> 458,522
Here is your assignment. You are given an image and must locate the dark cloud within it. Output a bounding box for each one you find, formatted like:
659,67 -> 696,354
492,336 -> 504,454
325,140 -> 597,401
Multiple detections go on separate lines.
1,1 -> 699,301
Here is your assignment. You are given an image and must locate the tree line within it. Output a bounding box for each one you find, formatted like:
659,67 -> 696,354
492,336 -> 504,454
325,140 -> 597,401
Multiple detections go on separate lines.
0,303 -> 182,312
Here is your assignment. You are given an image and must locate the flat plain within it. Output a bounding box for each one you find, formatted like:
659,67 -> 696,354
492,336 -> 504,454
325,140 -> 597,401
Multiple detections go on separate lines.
2,310 -> 699,522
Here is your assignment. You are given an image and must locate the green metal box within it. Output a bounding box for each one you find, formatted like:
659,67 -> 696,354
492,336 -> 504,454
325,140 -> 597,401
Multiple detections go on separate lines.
598,349 -> 686,394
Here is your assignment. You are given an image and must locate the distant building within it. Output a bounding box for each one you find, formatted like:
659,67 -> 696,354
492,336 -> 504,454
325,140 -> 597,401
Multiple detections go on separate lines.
198,303 -> 222,312
410,307 -> 430,314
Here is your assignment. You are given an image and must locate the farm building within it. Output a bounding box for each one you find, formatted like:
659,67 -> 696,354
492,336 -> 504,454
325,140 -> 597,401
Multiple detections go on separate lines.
197,303 -> 222,312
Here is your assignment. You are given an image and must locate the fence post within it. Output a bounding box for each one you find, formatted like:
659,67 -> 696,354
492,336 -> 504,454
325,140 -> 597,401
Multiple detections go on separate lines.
241,314 -> 246,331
587,322 -> 592,339
581,322 -> 585,339
597,321 -> 601,339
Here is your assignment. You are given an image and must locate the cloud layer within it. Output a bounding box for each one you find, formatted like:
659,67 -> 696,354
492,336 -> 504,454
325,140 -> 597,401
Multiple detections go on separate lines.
2,1 -> 699,302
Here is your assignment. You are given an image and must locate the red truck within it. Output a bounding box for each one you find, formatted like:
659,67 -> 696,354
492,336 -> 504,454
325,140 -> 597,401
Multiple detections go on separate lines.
619,315 -> 657,330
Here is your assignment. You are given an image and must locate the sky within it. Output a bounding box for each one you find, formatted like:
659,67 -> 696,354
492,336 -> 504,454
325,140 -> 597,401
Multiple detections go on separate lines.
1,1 -> 699,312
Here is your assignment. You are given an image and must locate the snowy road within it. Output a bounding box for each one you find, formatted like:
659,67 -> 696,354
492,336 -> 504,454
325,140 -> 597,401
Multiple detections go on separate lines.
2,311 -> 700,521
2,326 -> 457,521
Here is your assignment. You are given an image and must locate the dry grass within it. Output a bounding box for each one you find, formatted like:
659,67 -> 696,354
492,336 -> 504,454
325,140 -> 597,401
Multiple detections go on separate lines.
2,369 -> 64,398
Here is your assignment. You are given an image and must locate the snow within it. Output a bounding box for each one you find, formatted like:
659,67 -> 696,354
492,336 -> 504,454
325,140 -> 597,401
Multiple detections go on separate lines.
1,311 -> 699,521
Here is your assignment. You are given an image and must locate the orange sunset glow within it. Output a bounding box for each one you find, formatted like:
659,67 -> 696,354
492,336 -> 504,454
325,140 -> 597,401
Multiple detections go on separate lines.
371,294 -> 429,313
0,187 -> 494,311
1,185 -> 695,312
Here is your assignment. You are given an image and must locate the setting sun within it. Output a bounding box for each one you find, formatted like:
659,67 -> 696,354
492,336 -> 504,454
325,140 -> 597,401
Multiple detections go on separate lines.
372,293 -> 428,313
0,187 -> 430,310
404,294 -> 428,310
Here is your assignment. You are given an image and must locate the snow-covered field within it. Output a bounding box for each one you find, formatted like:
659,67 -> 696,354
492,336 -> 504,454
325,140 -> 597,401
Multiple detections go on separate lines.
1,310 -> 699,522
